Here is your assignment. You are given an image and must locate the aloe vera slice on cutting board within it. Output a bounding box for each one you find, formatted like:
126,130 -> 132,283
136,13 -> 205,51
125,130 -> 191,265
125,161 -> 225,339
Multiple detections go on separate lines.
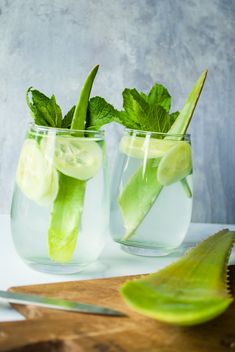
48,65 -> 99,263
119,70 -> 208,240
121,229 -> 235,326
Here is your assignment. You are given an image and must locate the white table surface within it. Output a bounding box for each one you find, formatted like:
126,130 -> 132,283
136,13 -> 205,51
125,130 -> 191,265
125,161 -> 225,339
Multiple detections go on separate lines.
0,214 -> 234,322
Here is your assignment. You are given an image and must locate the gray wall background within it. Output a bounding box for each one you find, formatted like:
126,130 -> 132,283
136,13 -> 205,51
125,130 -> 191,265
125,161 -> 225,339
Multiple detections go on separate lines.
0,0 -> 234,223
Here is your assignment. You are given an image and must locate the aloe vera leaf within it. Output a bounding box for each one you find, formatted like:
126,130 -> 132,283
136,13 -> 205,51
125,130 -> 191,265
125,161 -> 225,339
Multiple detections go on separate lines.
167,69 -> 208,136
48,172 -> 86,262
119,70 -> 207,239
180,178 -> 192,198
119,159 -> 163,241
121,229 -> 235,326
48,66 -> 99,262
71,65 -> 99,131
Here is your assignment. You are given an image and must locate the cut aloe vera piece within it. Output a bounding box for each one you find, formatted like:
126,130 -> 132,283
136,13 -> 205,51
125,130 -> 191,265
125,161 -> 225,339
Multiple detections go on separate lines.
41,136 -> 103,181
48,65 -> 99,262
48,172 -> 86,263
119,135 -> 176,159
121,229 -> 235,326
180,178 -> 192,198
167,70 -> 208,136
119,70 -> 207,239
119,159 -> 163,241
71,65 -> 99,131
17,139 -> 58,206
157,142 -> 192,186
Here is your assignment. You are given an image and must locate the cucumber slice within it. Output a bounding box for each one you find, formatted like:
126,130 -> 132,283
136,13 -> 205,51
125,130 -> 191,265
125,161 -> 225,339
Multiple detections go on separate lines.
16,139 -> 58,206
119,135 -> 176,159
157,142 -> 192,186
41,136 -> 103,181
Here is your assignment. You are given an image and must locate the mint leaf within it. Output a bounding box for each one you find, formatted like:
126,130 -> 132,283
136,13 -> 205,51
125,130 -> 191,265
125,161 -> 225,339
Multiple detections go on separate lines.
141,105 -> 174,133
121,88 -> 176,133
122,88 -> 148,126
118,85 -> 179,133
169,111 -> 179,123
147,83 -> 171,111
26,88 -> 49,126
26,88 -> 62,128
50,95 -> 62,128
27,88 -> 55,126
61,106 -> 75,128
86,95 -> 141,130
86,96 -> 119,130
115,111 -> 141,130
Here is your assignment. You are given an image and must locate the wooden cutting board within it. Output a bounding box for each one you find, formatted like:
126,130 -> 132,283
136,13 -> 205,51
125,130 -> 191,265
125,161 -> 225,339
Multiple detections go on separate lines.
0,267 -> 234,352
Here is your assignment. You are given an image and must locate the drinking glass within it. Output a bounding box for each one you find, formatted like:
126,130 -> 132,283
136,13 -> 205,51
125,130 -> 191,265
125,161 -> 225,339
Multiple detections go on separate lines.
11,123 -> 108,274
110,129 -> 193,256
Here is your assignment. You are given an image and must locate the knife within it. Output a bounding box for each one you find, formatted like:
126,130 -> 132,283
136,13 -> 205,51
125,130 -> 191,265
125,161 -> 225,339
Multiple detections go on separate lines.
0,290 -> 125,317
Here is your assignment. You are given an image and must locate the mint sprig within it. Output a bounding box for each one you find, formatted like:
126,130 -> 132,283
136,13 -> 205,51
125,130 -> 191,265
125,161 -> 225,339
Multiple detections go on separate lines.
86,96 -> 119,130
86,83 -> 179,133
26,89 -> 76,130
26,88 -> 62,128
26,81 -> 178,134
143,83 -> 171,110
61,106 -> 75,128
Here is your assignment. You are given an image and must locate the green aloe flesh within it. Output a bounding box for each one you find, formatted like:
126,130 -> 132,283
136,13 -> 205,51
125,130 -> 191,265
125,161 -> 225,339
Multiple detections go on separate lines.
121,229 -> 235,326
180,178 -> 192,198
71,65 -> 99,131
119,70 -> 207,240
48,65 -> 99,263
167,70 -> 208,136
119,160 -> 163,241
48,173 -> 86,262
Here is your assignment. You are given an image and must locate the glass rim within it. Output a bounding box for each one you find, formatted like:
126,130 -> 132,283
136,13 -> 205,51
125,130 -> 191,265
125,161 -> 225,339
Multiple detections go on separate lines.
125,128 -> 191,138
28,122 -> 105,136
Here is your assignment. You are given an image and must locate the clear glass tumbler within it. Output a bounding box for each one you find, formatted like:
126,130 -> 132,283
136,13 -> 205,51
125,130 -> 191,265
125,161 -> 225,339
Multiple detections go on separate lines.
110,129 -> 193,256
11,123 -> 108,274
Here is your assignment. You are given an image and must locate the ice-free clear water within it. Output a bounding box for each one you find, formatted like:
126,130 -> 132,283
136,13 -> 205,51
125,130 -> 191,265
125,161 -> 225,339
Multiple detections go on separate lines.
110,153 -> 193,256
11,128 -> 108,274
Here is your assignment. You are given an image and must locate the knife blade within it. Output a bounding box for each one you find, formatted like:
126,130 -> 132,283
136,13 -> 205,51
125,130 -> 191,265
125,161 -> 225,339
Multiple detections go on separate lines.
0,290 -> 125,316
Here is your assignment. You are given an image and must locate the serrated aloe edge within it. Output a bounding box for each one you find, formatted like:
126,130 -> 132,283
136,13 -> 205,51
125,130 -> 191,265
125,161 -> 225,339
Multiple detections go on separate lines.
121,229 -> 235,326
119,70 -> 208,241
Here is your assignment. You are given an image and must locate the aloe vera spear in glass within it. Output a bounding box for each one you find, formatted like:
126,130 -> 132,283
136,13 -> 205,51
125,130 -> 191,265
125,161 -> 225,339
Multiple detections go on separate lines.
119,70 -> 208,240
48,65 -> 99,262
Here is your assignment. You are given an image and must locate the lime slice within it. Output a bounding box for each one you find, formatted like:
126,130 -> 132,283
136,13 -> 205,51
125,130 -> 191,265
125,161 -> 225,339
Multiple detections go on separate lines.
41,136 -> 103,181
119,135 -> 177,159
157,142 -> 192,186
17,139 -> 58,206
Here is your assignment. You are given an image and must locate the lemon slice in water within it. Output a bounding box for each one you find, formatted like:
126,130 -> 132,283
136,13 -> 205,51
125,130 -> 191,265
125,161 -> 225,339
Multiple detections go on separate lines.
157,142 -> 192,186
119,135 -> 177,159
17,139 -> 58,206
